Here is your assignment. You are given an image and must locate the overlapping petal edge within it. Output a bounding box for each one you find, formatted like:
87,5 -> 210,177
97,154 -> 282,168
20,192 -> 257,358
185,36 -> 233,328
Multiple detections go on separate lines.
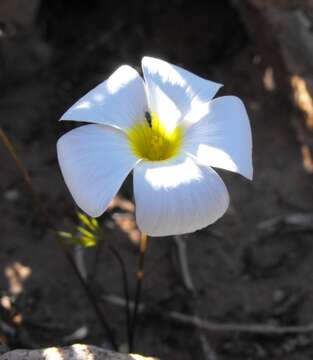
57,56 -> 253,236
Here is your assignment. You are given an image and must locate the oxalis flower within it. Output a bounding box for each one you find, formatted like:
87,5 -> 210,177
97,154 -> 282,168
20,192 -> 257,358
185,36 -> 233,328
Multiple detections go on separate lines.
57,57 -> 252,236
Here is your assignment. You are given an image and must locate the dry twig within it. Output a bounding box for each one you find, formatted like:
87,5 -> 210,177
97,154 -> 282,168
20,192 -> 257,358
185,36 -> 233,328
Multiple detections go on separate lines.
173,235 -> 217,360
102,294 -> 313,336
258,213 -> 313,237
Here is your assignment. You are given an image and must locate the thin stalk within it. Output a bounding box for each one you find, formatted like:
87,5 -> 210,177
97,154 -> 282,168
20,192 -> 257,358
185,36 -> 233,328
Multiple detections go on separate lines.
0,128 -> 118,350
107,242 -> 132,351
65,248 -> 118,350
0,128 -> 49,224
129,232 -> 148,352
89,238 -> 104,281
95,227 -> 132,349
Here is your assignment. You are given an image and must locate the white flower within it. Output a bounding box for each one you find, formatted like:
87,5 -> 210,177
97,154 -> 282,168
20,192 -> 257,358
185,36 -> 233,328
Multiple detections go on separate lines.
57,57 -> 252,236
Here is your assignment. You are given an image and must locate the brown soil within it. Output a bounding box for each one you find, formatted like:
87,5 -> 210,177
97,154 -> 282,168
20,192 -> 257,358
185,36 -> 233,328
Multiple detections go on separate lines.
1,1 -> 313,359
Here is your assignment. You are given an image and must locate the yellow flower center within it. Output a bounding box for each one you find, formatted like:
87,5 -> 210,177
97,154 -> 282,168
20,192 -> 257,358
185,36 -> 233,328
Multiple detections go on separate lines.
127,112 -> 183,161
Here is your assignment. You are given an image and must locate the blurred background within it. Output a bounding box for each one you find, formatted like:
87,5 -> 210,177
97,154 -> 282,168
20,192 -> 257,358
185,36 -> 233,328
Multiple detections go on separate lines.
1,0 -> 313,359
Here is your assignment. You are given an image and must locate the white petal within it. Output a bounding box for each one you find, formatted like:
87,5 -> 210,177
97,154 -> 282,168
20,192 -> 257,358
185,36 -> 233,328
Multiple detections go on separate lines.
142,56 -> 222,117
133,155 -> 229,236
146,82 -> 182,132
183,96 -> 253,180
60,65 -> 148,130
57,125 -> 137,217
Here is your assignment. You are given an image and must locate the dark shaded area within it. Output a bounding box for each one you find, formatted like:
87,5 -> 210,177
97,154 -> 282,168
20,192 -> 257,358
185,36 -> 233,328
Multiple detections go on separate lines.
1,1 -> 313,359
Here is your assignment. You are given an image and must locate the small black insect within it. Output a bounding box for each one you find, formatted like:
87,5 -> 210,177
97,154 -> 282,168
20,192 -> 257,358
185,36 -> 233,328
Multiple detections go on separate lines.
145,111 -> 152,127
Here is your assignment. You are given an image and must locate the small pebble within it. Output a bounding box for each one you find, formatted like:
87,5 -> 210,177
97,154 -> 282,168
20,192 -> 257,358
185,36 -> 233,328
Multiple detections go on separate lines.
4,189 -> 19,201
273,289 -> 285,303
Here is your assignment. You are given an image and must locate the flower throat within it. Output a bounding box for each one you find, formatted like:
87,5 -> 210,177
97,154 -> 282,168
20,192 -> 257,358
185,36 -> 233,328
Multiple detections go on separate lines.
127,111 -> 183,161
